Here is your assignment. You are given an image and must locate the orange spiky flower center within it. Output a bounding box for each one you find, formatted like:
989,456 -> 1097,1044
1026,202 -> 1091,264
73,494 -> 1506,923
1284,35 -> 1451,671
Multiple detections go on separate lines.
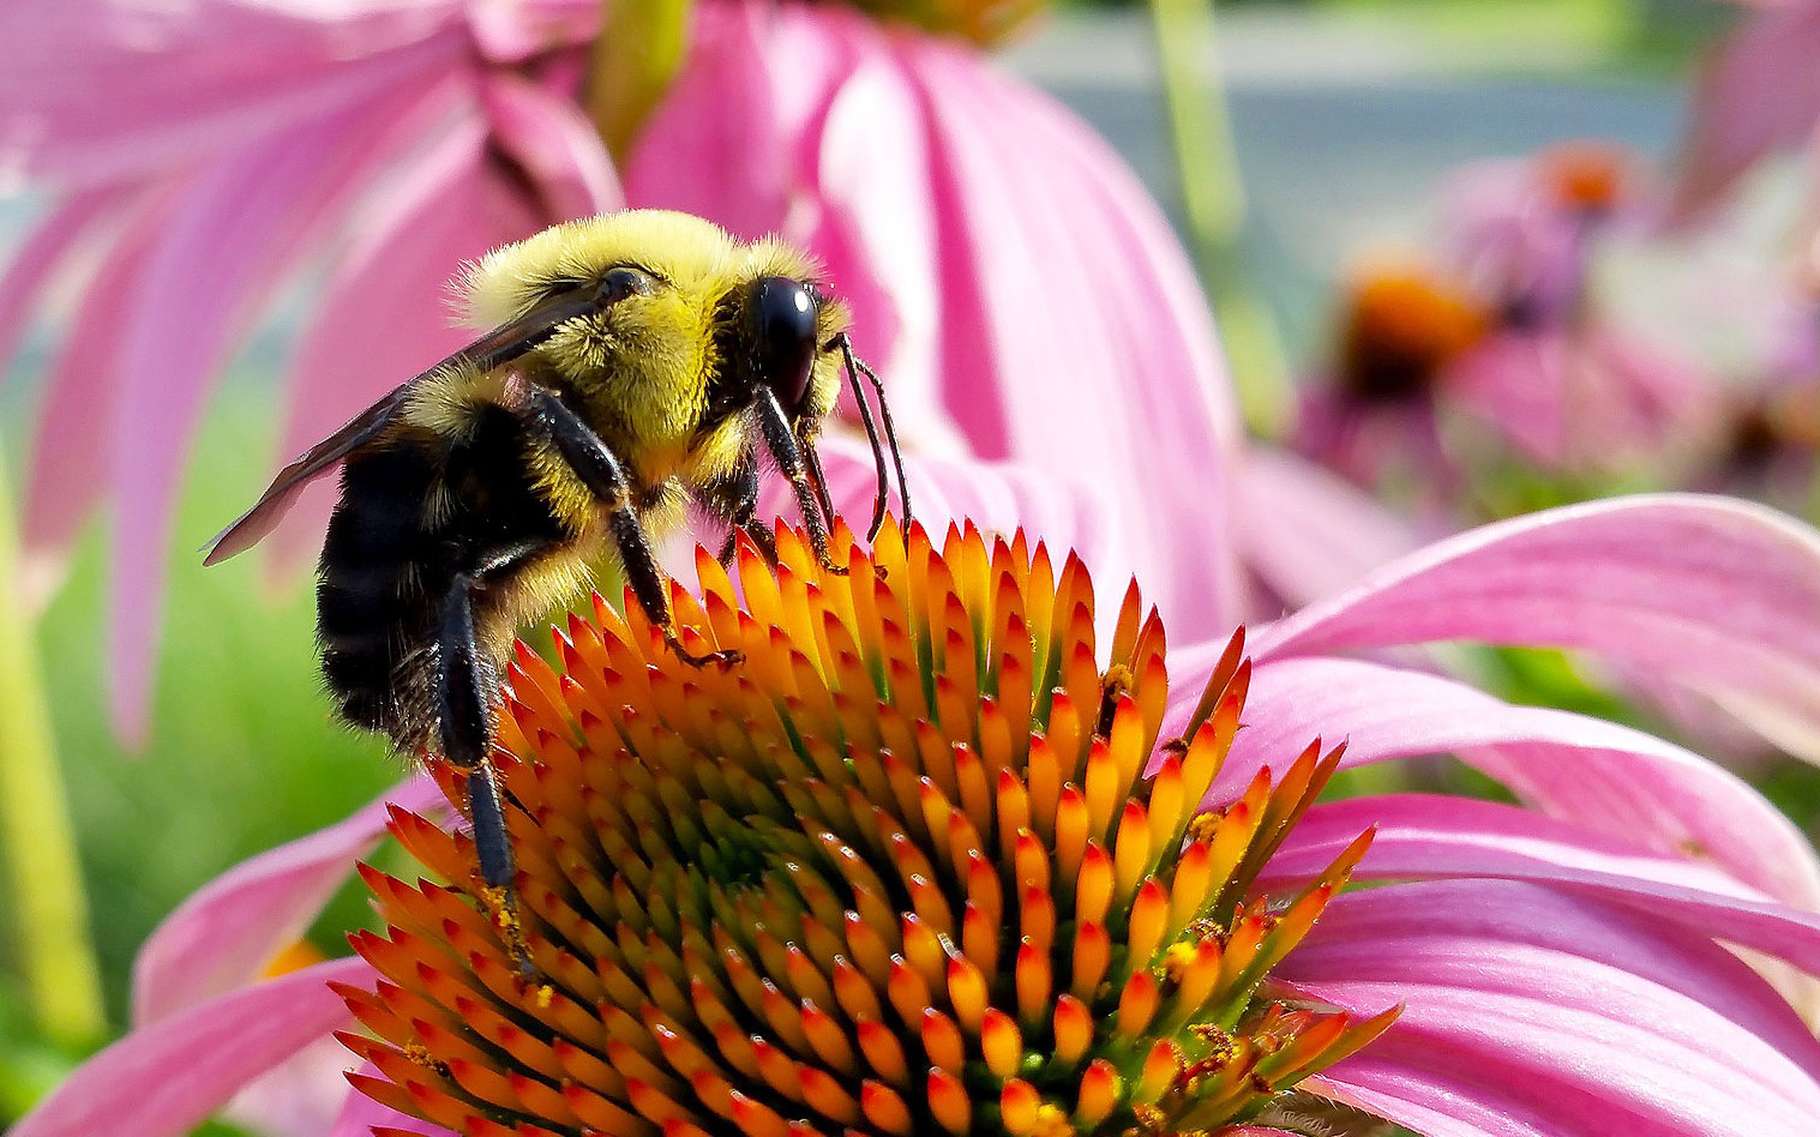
1337,263 -> 1488,404
339,519 -> 1395,1137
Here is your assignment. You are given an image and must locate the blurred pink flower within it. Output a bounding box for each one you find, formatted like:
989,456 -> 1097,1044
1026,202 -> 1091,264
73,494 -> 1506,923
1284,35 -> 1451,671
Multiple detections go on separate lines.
0,0 -> 1239,746
1670,0 -> 1820,223
16,478 -> 1820,1136
1296,145 -> 1714,501
1444,145 -> 1714,471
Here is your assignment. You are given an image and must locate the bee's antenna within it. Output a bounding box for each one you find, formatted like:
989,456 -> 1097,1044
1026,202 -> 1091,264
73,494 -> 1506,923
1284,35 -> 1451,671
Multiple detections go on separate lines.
834,334 -> 912,539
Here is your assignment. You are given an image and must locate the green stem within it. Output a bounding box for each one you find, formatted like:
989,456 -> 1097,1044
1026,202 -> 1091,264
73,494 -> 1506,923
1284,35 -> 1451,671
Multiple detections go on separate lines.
0,459 -> 105,1048
1146,0 -> 1294,438
584,0 -> 695,164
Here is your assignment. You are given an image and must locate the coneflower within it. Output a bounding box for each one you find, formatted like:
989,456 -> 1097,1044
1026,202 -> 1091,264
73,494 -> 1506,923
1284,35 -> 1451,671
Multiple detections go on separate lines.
337,519 -> 1394,1136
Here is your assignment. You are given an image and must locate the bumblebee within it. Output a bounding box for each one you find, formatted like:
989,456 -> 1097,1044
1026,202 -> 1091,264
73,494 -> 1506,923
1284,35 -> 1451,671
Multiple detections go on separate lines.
204,210 -> 909,933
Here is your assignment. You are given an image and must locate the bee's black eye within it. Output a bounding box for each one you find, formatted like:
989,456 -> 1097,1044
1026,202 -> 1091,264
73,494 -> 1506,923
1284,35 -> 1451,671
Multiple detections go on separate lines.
751,276 -> 818,408
593,266 -> 654,305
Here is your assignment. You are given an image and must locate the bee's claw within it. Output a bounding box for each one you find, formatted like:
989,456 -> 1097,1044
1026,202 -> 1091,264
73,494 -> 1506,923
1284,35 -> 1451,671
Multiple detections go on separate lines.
666,633 -> 744,670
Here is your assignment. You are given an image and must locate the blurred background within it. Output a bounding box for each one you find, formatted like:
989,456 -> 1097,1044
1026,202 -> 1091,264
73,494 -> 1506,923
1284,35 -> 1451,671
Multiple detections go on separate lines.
2,0 -> 1811,1128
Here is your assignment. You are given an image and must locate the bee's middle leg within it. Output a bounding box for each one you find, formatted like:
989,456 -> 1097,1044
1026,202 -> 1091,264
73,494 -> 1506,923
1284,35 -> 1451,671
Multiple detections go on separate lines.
436,571 -> 532,976
711,463 -> 780,567
526,387 -> 740,669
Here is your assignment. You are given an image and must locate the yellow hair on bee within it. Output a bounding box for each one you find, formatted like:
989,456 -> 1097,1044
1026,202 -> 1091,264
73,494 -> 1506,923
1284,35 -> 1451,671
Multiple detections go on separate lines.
403,362 -> 511,443
462,211 -> 740,327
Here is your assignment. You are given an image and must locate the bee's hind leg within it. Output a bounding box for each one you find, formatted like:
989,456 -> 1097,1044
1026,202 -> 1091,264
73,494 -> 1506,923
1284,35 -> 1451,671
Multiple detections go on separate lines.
436,571 -> 535,979
526,386 -> 741,669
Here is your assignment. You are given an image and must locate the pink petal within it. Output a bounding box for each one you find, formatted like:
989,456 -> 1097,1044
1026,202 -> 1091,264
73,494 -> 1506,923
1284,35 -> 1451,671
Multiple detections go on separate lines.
1261,794 -> 1820,975
1447,331 -> 1572,466
0,0 -> 468,188
1291,380 -> 1458,501
1194,655 -> 1820,910
21,190 -> 174,568
1451,328 -> 1715,472
1252,494 -> 1820,759
480,70 -> 622,221
909,40 -> 1244,636
463,0 -> 599,65
104,90 -> 445,744
1284,881 -> 1820,1136
0,186 -> 122,383
222,1035 -> 360,1137
133,775 -> 436,1025
264,114 -> 541,581
1669,2 -> 1820,222
776,433 -> 1134,590
11,957 -> 370,1137
1234,445 -> 1420,608
807,38 -> 957,456
623,0 -> 812,239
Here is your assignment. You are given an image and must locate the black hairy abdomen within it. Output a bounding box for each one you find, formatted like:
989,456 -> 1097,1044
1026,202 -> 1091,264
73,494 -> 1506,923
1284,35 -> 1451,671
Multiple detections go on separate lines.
316,408 -> 568,753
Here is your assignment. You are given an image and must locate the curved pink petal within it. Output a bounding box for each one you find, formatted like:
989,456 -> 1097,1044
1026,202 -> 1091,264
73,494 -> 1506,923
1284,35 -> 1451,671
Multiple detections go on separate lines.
1285,881 -> 1820,1137
1252,495 -> 1820,758
1234,445 -> 1420,608
908,40 -> 1243,636
12,957 -> 371,1137
21,190 -> 174,572
0,0 -> 469,188
1189,654 -> 1820,910
480,71 -> 622,221
1669,2 -> 1820,222
0,186 -> 123,383
1261,794 -> 1820,975
264,114 -> 541,581
133,775 -> 436,1025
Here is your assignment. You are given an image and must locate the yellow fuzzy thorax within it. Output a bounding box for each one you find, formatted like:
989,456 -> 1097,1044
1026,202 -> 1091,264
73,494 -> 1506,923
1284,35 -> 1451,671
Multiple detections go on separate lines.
402,210 -> 848,538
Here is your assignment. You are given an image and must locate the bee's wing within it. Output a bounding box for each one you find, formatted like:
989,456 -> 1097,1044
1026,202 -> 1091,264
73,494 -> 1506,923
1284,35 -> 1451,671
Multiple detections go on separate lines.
199,386 -> 411,565
201,283 -> 611,565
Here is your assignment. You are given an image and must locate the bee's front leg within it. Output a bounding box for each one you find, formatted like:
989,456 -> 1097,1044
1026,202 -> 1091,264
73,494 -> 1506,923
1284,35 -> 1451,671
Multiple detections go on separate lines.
436,571 -> 533,978
754,387 -> 848,577
525,387 -> 741,669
